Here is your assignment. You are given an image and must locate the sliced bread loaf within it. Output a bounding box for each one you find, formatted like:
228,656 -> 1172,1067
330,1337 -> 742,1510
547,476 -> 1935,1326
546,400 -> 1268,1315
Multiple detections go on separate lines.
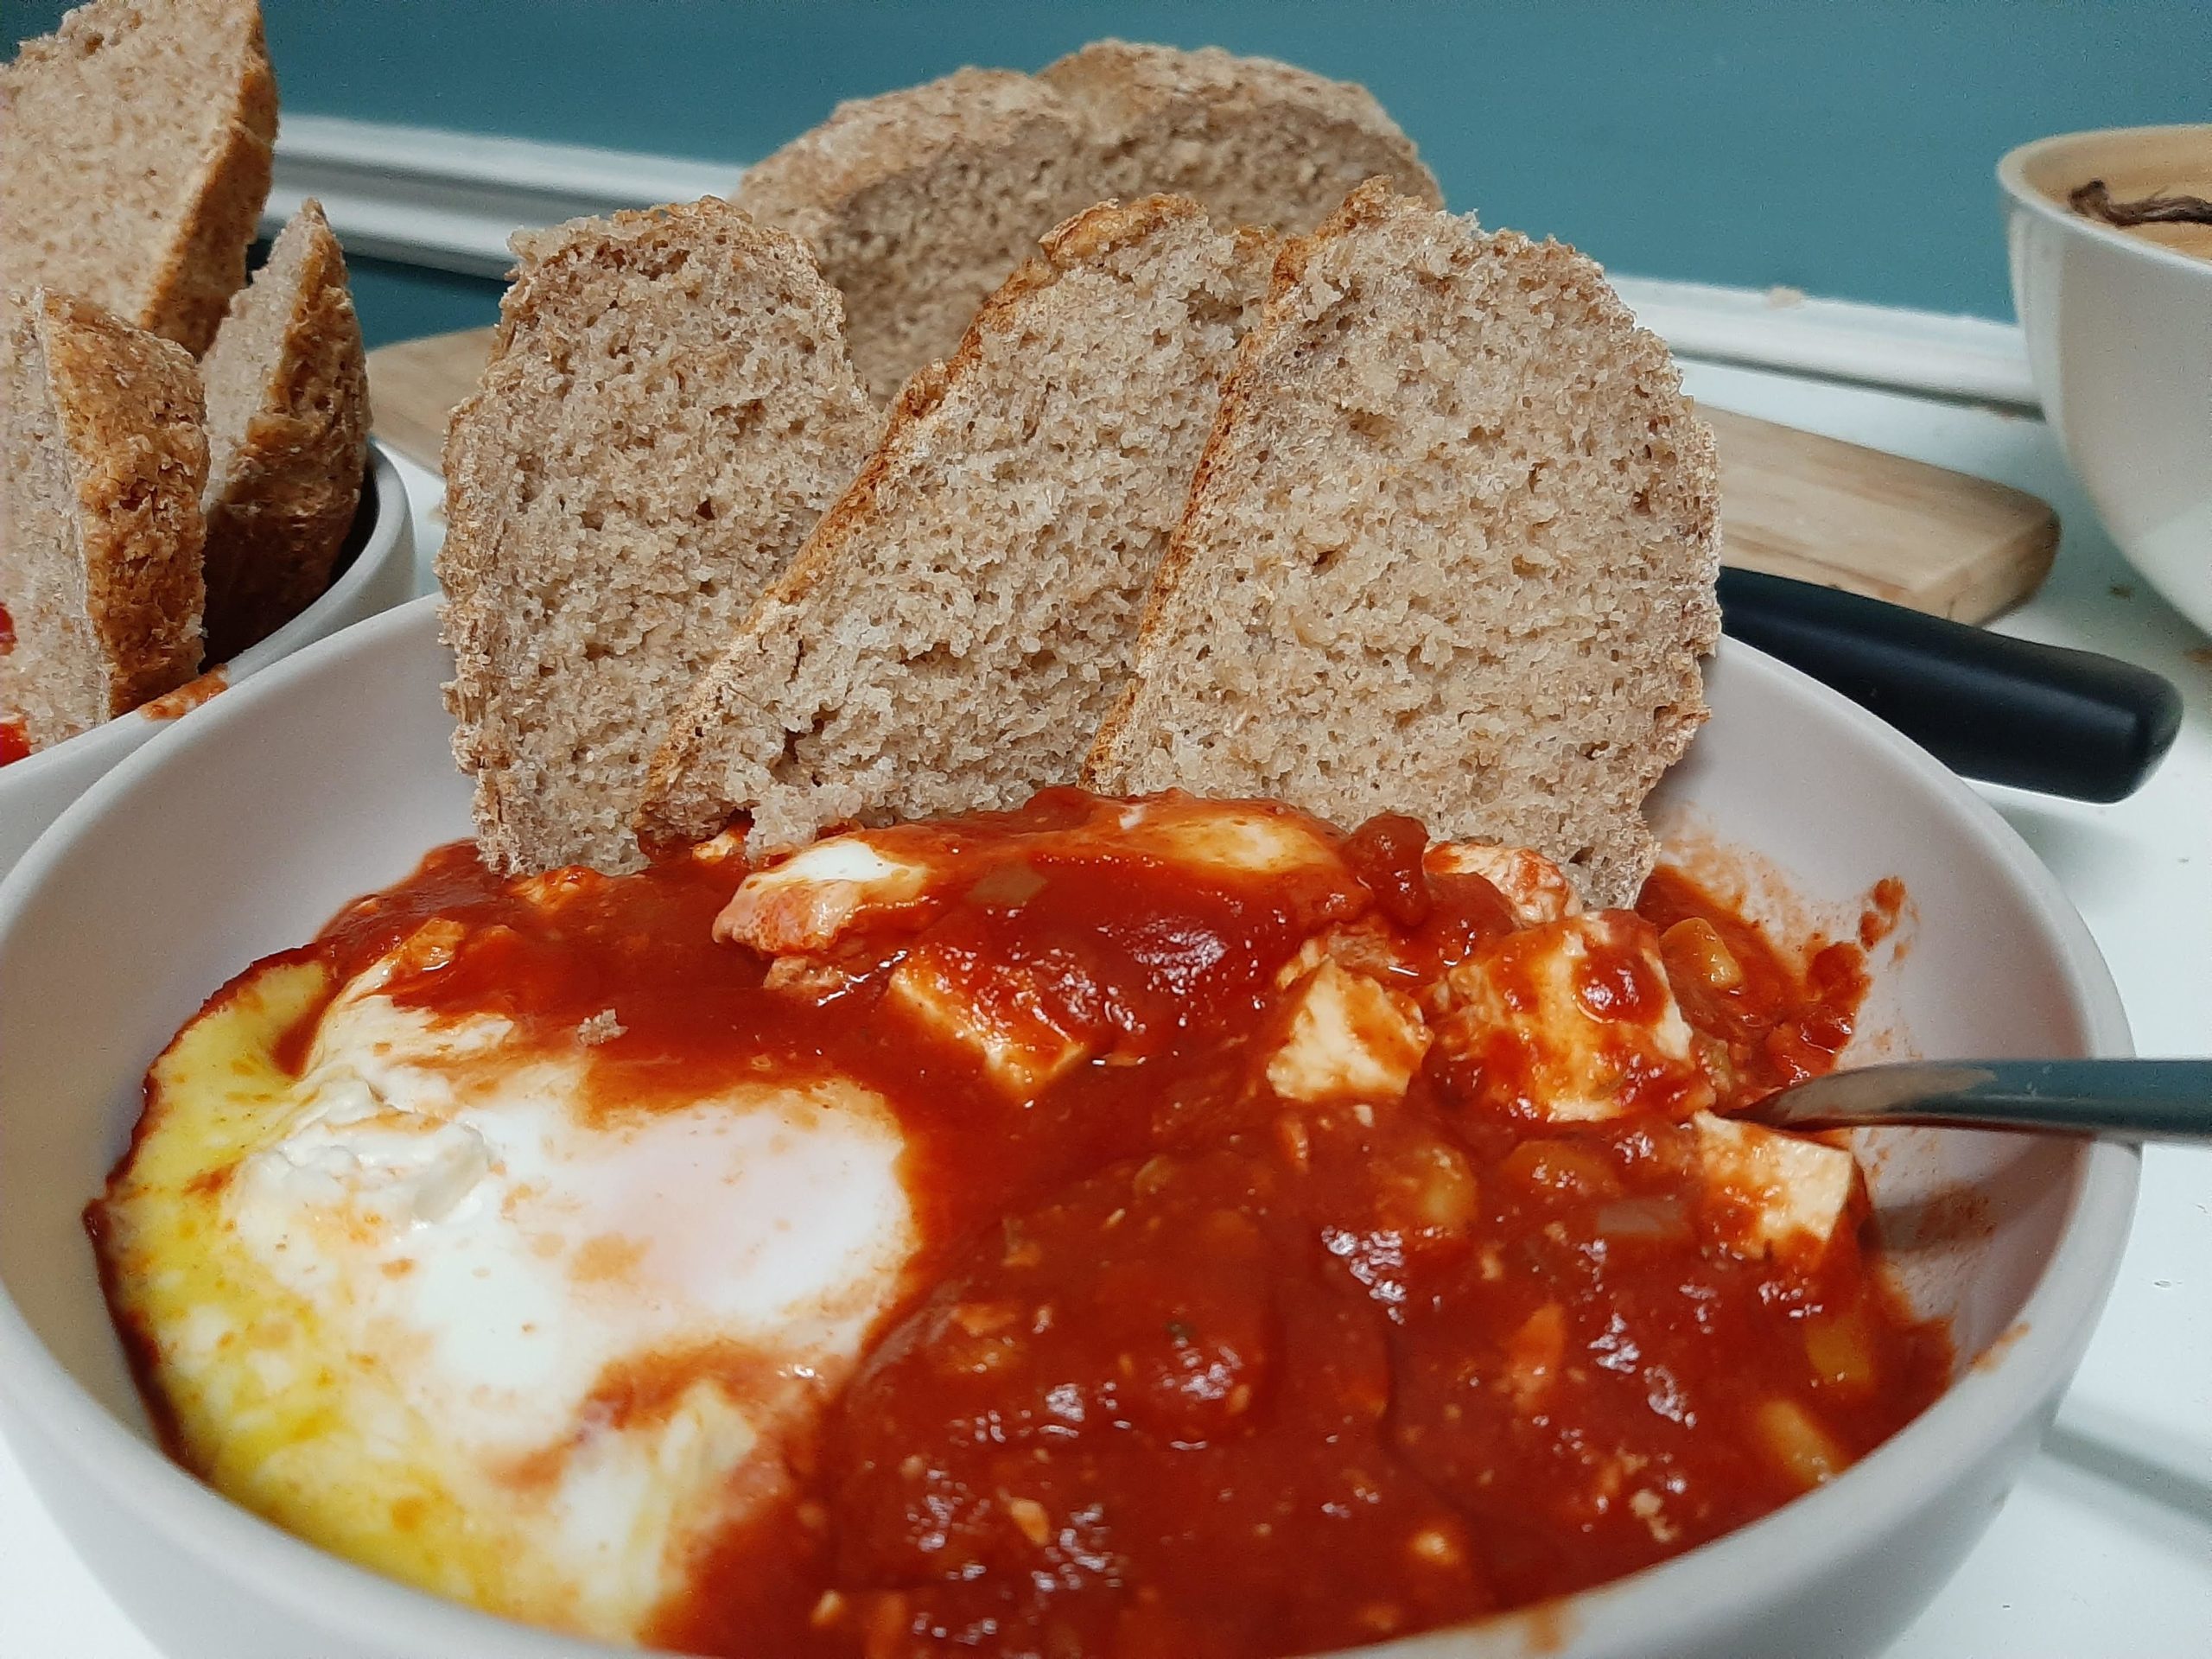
638,195 -> 1274,855
0,0 -> 276,357
438,198 -> 879,876
198,200 -> 369,661
0,289 -> 207,750
1084,182 -> 1720,907
734,41 -> 1435,400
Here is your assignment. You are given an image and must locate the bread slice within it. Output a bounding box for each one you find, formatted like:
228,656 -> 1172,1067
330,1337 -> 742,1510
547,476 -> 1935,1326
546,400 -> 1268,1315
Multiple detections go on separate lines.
0,290 -> 207,750
735,41 -> 1436,400
733,68 -> 1089,409
197,200 -> 369,661
0,0 -> 276,357
638,195 -> 1274,856
1039,41 -> 1437,229
438,198 -> 879,876
1084,182 -> 1720,908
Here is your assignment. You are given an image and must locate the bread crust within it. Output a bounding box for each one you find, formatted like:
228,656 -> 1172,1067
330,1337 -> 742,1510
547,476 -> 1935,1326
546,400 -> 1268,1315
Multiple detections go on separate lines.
636,195 -> 1275,854
149,1 -> 277,355
1039,40 -> 1440,209
734,68 -> 1076,247
734,195 -> 1220,623
0,0 -> 276,355
438,198 -> 877,875
1085,181 -> 1720,906
734,41 -> 1438,401
200,200 -> 369,660
0,290 -> 207,749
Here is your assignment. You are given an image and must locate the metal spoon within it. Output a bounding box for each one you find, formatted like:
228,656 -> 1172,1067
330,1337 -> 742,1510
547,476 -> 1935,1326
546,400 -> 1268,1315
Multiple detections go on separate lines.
1750,1058 -> 2212,1143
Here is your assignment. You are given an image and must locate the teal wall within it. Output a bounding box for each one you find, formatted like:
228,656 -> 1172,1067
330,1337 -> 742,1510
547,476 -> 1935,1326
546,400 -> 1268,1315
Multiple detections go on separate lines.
11,2 -> 2210,346
341,256 -> 506,351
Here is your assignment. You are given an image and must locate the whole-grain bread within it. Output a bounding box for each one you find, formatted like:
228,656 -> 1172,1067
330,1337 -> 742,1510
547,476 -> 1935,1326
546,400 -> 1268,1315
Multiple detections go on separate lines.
198,200 -> 369,661
735,41 -> 1436,400
0,289 -> 207,750
1084,182 -> 1720,906
0,0 -> 276,358
438,198 -> 879,875
1039,41 -> 1435,228
638,195 -> 1274,855
732,68 -> 1084,410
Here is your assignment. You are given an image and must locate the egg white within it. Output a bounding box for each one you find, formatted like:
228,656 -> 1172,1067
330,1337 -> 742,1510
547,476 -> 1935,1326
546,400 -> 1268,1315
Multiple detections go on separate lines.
98,938 -> 916,1642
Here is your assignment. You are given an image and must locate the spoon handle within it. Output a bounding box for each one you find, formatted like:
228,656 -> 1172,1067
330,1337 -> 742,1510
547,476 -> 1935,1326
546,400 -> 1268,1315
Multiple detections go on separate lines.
1757,1058 -> 2212,1142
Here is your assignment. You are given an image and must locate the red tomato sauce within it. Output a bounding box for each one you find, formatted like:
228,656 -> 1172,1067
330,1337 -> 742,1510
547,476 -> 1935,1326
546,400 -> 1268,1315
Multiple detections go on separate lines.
0,603 -> 25,767
139,664 -> 227,721
244,793 -> 1946,1657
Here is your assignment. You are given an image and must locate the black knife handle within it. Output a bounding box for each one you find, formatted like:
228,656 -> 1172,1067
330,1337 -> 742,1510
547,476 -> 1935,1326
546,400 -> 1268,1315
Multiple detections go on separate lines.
1716,568 -> 2183,803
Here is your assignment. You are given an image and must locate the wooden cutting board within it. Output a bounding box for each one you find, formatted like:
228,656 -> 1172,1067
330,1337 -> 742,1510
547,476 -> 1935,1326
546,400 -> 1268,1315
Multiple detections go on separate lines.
366,327 -> 2059,623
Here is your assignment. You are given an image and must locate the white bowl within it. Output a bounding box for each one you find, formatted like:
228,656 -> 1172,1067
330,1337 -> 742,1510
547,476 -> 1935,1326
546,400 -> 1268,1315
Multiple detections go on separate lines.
0,596 -> 2139,1659
2000,125 -> 2212,636
0,441 -> 416,874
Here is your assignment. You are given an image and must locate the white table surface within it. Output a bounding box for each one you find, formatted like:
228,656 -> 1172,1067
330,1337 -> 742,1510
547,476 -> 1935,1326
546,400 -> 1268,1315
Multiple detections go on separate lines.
3,366 -> 2206,1658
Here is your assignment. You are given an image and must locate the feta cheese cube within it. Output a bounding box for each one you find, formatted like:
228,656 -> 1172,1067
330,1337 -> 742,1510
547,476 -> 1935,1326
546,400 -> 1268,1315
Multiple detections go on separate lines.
1425,842 -> 1582,926
1116,798 -> 1343,878
1438,913 -> 1705,1122
715,836 -> 933,954
1267,960 -> 1431,1104
885,946 -> 1092,1101
1692,1111 -> 1856,1262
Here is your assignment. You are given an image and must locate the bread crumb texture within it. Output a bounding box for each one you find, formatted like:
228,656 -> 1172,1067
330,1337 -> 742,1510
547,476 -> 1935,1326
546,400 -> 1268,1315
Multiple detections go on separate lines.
0,290 -> 208,749
736,40 -> 1437,399
199,199 -> 370,661
639,196 -> 1274,855
1085,182 -> 1720,907
438,198 -> 877,875
0,0 -> 276,356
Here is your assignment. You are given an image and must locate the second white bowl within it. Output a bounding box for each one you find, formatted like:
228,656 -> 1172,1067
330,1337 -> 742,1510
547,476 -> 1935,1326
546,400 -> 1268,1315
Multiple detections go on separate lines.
2001,124 -> 2212,636
0,440 -> 416,874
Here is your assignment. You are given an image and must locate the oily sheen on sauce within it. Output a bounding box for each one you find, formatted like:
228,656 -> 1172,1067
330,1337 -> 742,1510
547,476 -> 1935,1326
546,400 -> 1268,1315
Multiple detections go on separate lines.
99,790 -> 1947,1659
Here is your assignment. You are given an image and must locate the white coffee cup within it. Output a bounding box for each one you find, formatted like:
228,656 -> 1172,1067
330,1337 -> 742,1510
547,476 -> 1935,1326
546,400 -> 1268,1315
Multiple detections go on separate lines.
1999,125 -> 2212,637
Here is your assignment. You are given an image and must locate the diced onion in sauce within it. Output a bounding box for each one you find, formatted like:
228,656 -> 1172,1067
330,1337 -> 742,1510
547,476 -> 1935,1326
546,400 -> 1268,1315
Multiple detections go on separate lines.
1756,1398 -> 1850,1491
1502,1138 -> 1621,1200
1661,917 -> 1745,992
1803,1308 -> 1878,1395
1592,1196 -> 1691,1243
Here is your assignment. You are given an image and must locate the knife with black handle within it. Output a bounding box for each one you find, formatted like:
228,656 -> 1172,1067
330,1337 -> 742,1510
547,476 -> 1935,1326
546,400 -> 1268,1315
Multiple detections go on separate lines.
1716,568 -> 2183,803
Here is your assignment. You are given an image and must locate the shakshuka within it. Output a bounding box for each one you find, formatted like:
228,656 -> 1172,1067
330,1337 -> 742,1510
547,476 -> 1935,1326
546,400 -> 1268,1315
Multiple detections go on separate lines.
90,790 -> 1947,1657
